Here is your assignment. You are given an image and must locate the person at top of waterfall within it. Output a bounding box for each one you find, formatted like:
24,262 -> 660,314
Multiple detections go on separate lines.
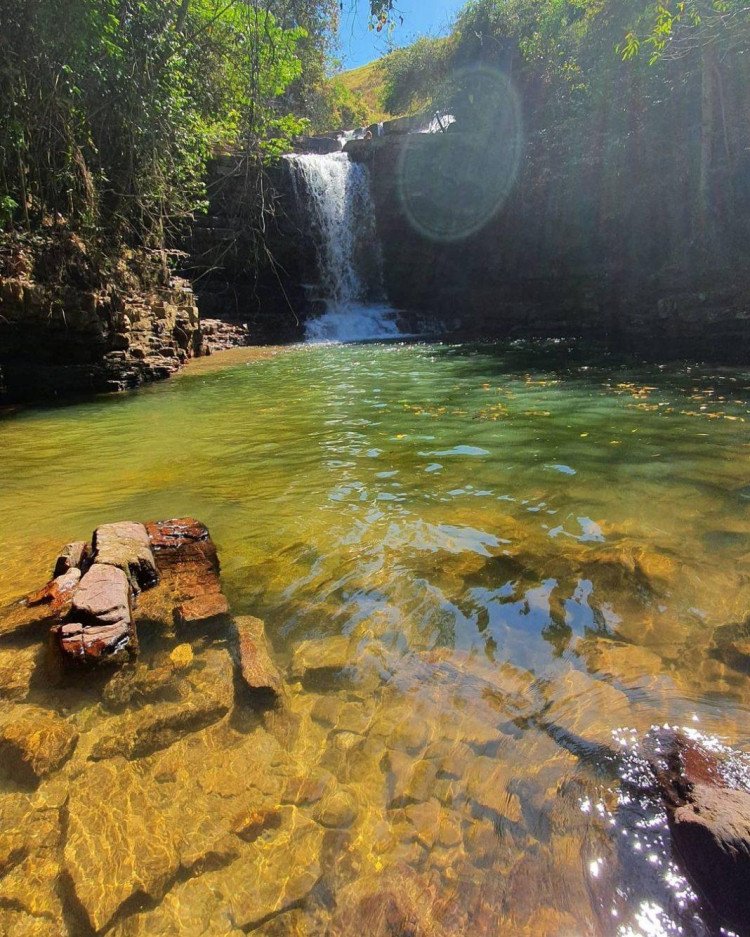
364,129 -> 373,141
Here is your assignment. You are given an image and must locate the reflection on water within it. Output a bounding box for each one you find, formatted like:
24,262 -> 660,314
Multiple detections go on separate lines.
0,339 -> 749,935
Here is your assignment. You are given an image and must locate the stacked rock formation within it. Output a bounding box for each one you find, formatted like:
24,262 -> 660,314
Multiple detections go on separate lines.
19,518 -> 281,699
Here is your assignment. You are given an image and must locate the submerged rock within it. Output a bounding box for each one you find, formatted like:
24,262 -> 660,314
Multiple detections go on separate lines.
648,728 -> 750,934
176,592 -> 229,625
290,635 -> 354,680
109,811 -> 324,936
0,707 -> 77,784
91,648 -> 235,760
540,668 -> 631,751
0,644 -> 41,701
93,521 -> 159,592
234,615 -> 283,698
64,756 -> 182,933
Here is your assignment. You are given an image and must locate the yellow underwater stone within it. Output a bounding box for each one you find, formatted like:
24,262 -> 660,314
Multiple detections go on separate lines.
169,643 -> 194,669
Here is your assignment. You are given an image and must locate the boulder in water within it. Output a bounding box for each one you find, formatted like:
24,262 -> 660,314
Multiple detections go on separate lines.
93,521 -> 159,592
234,615 -> 283,699
648,728 -> 750,933
49,564 -> 135,668
145,517 -> 229,627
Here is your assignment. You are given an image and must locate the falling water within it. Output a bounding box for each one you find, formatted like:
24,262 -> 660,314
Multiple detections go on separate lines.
285,152 -> 399,343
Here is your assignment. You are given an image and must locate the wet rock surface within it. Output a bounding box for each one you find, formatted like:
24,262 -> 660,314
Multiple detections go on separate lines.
50,564 -> 135,667
234,615 -> 283,698
647,728 -> 750,934
144,518 -> 229,627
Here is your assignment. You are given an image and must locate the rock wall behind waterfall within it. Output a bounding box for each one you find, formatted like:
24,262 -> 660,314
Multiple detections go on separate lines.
345,131 -> 750,361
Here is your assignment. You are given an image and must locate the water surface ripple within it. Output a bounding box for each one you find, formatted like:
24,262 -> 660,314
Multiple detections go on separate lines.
1,340 -> 749,936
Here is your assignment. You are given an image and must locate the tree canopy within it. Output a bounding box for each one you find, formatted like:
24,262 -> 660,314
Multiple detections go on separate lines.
0,0 -> 338,250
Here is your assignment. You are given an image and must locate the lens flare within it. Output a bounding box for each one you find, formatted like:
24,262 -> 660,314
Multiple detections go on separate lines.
396,66 -> 523,243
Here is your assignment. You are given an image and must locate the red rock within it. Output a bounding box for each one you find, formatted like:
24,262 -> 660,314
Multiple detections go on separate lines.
175,593 -> 229,625
26,568 -> 81,617
234,615 -> 283,697
648,728 -> 750,933
146,518 -> 229,626
49,565 -> 136,668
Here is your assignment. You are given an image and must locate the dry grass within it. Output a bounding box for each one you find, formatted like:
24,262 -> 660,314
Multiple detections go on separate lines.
335,60 -> 393,123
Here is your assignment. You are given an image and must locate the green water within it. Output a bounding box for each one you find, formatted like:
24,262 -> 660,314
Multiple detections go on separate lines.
1,340 -> 750,935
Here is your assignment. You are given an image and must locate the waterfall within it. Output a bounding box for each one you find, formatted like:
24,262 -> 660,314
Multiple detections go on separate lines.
285,152 -> 399,343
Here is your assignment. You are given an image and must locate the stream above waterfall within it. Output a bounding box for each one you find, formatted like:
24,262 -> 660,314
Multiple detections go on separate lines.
1,339 -> 750,935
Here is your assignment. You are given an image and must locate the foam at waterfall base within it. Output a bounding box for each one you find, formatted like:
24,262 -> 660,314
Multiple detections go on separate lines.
304,303 -> 400,344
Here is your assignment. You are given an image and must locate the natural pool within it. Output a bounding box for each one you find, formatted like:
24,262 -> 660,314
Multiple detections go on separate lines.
1,339 -> 749,936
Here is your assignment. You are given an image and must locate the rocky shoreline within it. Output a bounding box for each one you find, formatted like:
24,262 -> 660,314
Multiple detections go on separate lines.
0,239 -> 249,404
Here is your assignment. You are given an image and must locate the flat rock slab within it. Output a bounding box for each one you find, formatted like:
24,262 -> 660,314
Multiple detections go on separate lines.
64,757 -> 181,933
234,616 -> 283,697
0,706 -> 78,784
50,565 -> 135,667
176,592 -> 229,625
93,522 -> 158,592
145,518 -> 229,626
109,811 -> 324,936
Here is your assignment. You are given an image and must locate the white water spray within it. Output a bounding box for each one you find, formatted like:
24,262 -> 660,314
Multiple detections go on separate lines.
285,152 -> 399,343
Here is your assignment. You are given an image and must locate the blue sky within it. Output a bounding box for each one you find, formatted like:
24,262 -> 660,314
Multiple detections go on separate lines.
337,0 -> 464,70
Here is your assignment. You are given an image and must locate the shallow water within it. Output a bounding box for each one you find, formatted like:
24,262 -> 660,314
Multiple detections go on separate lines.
1,339 -> 749,935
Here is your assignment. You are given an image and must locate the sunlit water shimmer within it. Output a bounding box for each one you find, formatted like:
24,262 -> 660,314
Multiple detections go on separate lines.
1,339 -> 749,936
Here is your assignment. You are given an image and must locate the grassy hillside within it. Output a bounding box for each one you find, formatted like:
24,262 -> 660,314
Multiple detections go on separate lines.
335,60 -> 392,123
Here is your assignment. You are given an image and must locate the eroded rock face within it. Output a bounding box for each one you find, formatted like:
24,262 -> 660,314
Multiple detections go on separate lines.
648,728 -> 750,933
93,522 -> 158,592
234,616 -> 283,698
50,564 -> 135,667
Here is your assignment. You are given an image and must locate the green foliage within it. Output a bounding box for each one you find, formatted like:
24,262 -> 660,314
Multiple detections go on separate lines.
620,1 -> 749,62
0,0 -> 330,252
381,37 -> 454,115
323,80 -> 371,129
369,0 -> 400,32
0,196 -> 17,228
